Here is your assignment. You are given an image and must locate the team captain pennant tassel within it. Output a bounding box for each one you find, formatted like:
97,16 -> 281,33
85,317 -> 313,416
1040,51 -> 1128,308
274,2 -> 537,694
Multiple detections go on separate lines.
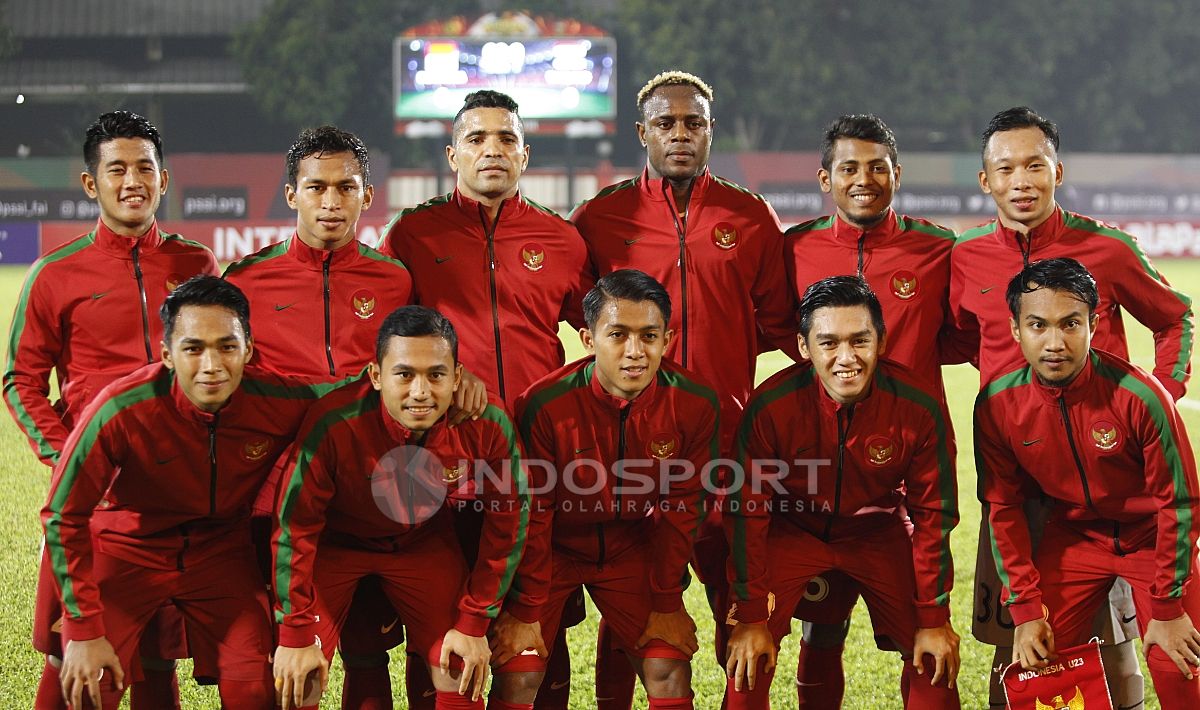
1001,639 -> 1113,709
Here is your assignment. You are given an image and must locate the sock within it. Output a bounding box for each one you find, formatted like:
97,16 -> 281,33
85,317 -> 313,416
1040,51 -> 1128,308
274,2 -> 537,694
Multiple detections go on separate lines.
647,697 -> 694,710
723,665 -> 773,710
595,620 -> 636,710
217,678 -> 276,709
486,699 -> 534,710
794,642 -> 845,708
435,690 -> 485,709
405,652 -> 438,710
35,658 -> 65,710
533,628 -> 571,710
987,646 -> 1007,708
340,653 -> 393,710
1147,647 -> 1200,705
130,664 -> 181,710
901,658 -> 960,710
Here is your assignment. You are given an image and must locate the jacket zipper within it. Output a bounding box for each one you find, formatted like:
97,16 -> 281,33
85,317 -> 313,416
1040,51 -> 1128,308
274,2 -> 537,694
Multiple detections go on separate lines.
1057,396 -> 1124,554
597,404 -> 632,570
208,417 -> 219,516
131,244 -> 153,363
322,254 -> 335,377
856,235 -> 866,277
823,405 -> 854,541
666,185 -> 690,367
482,203 -> 507,401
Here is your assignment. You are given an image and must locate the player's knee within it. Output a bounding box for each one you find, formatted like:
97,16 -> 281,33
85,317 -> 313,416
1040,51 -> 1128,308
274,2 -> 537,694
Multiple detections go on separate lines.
640,657 -> 691,698
492,671 -> 546,704
339,651 -> 390,669
800,620 -> 850,648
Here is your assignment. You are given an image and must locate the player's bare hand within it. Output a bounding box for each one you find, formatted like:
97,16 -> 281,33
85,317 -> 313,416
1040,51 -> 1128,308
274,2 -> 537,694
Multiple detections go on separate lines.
724,621 -> 776,692
912,622 -> 961,688
61,637 -> 124,710
273,643 -> 328,710
1012,618 -> 1056,670
449,369 -> 488,425
637,608 -> 699,657
489,612 -> 548,667
1143,614 -> 1200,679
440,628 -> 491,700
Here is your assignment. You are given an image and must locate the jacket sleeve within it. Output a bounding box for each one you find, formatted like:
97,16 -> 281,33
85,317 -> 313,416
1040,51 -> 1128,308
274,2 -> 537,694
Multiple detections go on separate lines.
904,402 -> 959,628
725,403 -> 775,623
947,247 -> 982,370
508,395 -> 554,626
453,405 -> 532,636
975,395 -> 1044,625
272,421 -> 337,648
40,399 -> 126,641
1137,382 -> 1200,619
750,202 -> 801,361
650,394 -> 718,613
4,264 -> 71,464
557,225 -> 595,332
1108,244 -> 1193,400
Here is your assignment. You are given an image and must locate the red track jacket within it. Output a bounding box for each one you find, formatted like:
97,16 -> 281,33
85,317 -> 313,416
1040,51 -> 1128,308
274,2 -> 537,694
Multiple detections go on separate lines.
951,206 -> 1193,399
514,357 -> 719,613
5,220 -> 218,464
787,210 -> 969,390
377,189 -> 592,407
41,362 -> 330,643
224,234 -> 412,379
571,168 -> 798,437
273,375 -> 530,644
726,361 -> 959,627
976,349 -> 1199,625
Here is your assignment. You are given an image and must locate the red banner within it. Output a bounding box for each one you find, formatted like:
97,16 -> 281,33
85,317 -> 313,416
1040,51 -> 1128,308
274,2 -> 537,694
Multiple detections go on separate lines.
1002,641 -> 1113,709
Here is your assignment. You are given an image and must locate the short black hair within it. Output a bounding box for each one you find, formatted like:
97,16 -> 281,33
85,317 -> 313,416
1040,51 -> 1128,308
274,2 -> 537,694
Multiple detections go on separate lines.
981,106 -> 1060,164
583,269 -> 672,330
452,90 -> 523,142
286,125 -> 370,186
160,275 -> 251,345
375,305 -> 459,364
83,111 -> 164,175
798,276 -> 886,341
820,114 -> 898,171
1005,257 -> 1099,320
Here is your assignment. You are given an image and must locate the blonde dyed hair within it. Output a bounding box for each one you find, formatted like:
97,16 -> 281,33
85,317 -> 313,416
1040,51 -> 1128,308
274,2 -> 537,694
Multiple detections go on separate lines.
636,71 -> 714,114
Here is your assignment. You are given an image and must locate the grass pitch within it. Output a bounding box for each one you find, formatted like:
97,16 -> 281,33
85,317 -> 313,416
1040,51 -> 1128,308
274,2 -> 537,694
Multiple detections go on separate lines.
0,260 -> 1196,708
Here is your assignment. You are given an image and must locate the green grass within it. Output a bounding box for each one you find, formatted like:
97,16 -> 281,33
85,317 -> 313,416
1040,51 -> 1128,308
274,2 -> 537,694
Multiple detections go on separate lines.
0,260 -> 1197,708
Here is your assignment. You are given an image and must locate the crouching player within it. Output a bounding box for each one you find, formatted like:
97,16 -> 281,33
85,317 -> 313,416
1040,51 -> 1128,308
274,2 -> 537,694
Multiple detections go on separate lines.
41,276 -> 331,709
724,276 -> 961,708
978,258 -> 1200,706
505,269 -> 719,709
271,305 -> 534,710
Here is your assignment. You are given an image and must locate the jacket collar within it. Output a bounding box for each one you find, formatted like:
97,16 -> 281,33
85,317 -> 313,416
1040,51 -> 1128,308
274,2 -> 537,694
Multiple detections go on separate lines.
285,233 -> 361,271
586,358 -> 660,414
991,204 -> 1066,255
452,187 -> 526,222
167,367 -> 240,426
92,218 -> 164,259
636,166 -> 712,213
812,365 -> 876,417
830,209 -> 902,247
1033,350 -> 1098,407
379,394 -> 451,447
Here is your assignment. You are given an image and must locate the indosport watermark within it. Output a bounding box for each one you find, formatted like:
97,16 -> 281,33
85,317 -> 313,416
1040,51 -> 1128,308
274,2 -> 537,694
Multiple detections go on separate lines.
368,444 -> 836,525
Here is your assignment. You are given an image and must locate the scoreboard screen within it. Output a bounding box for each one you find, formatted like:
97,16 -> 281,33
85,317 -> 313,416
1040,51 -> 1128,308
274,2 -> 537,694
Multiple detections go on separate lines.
393,36 -> 617,121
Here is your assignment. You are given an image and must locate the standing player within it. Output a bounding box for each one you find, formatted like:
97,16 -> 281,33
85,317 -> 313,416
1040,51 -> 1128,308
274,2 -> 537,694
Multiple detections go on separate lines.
41,276 -> 332,709
377,89 -> 591,707
570,71 -> 797,704
953,106 -> 1195,706
5,111 -> 218,709
508,269 -> 719,710
724,276 -> 960,709
978,257 -> 1200,706
784,114 -> 963,706
271,305 -> 533,710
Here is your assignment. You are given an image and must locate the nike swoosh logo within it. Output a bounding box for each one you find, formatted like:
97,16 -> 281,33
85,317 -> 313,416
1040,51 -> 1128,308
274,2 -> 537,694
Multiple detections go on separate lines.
91,292 -> 107,300
423,689 -> 437,697
1120,613 -> 1136,624
623,238 -> 642,246
379,616 -> 400,635
155,456 -> 178,465
435,255 -> 453,264
274,303 -> 294,311
980,286 -> 994,294
574,446 -> 594,454
551,681 -> 571,690
1021,439 -> 1042,446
